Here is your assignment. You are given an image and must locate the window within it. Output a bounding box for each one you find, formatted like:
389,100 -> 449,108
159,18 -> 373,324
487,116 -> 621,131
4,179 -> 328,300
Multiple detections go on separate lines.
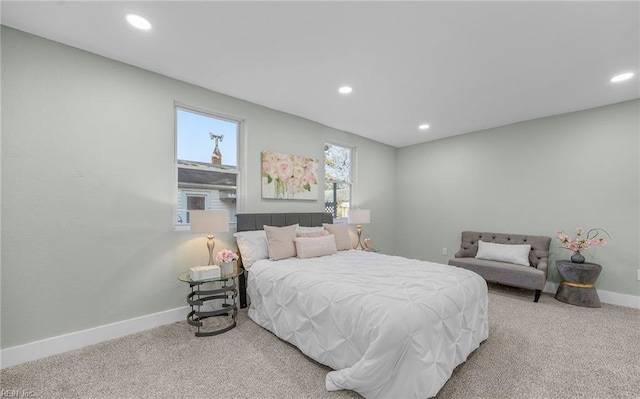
324,143 -> 352,219
176,106 -> 240,228
186,195 -> 206,211
177,192 -> 210,224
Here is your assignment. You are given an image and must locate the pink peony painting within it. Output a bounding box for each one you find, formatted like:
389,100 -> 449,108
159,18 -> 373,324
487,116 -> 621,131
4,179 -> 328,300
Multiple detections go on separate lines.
261,151 -> 318,200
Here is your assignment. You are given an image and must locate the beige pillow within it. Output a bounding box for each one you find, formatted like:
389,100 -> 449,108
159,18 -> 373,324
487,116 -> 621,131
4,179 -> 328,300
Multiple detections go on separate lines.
294,235 -> 338,259
323,223 -> 352,251
296,230 -> 330,238
264,224 -> 297,261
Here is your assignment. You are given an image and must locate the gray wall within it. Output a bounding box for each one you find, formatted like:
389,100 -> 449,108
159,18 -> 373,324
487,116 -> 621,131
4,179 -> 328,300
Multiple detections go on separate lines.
396,99 -> 640,296
2,25 -> 638,351
1,27 -> 397,348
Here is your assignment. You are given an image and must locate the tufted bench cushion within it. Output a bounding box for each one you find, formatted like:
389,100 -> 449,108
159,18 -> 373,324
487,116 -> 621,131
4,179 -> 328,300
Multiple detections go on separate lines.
448,231 -> 551,302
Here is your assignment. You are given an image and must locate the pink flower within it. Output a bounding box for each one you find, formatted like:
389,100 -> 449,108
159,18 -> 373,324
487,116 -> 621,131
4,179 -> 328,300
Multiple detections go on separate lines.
304,164 -> 316,179
556,227 -> 610,252
262,160 -> 275,176
275,159 -> 293,181
215,249 -> 238,264
262,152 -> 280,181
588,238 -> 606,247
293,155 -> 307,165
557,232 -> 569,243
293,164 -> 305,179
290,177 -> 302,193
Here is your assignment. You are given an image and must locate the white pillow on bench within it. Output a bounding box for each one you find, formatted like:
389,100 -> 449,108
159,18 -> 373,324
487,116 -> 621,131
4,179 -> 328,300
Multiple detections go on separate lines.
475,240 -> 531,266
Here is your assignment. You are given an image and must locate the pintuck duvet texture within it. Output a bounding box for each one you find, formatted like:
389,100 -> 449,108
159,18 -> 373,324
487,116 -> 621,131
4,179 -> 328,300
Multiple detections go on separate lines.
247,250 -> 489,399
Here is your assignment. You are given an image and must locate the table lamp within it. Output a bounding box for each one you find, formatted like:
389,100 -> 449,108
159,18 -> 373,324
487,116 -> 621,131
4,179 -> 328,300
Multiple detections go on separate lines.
348,209 -> 371,250
190,209 -> 229,265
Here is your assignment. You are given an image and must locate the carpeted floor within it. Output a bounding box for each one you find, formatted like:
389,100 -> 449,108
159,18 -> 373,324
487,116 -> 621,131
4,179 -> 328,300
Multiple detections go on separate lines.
2,284 -> 639,399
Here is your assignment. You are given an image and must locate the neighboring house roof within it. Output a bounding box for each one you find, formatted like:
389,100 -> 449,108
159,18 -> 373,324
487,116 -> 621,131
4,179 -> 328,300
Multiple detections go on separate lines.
178,160 -> 236,190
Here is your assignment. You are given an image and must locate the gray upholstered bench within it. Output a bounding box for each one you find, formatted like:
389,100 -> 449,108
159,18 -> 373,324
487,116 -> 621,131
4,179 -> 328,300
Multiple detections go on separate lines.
448,231 -> 551,302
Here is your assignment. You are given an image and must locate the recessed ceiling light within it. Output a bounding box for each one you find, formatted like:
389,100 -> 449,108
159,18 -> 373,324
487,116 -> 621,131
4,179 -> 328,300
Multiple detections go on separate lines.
338,86 -> 353,94
610,72 -> 634,83
126,14 -> 152,30
418,124 -> 430,130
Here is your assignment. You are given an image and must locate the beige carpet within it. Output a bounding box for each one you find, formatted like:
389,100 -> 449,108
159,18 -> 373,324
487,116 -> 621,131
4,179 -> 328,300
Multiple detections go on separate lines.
2,284 -> 639,399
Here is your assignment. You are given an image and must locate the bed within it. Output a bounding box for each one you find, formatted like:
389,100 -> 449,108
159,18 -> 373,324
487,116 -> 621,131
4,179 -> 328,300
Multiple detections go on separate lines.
235,213 -> 489,399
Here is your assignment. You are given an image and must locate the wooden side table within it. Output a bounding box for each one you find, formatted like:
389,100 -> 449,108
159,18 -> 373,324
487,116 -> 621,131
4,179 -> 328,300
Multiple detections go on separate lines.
555,260 -> 602,308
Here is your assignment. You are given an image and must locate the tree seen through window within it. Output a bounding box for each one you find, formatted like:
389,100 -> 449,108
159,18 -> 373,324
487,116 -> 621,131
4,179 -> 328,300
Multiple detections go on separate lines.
324,143 -> 352,219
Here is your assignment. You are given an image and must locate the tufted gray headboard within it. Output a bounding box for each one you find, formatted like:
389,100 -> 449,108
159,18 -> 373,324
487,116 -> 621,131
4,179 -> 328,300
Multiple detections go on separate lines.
235,212 -> 332,308
236,212 -> 332,232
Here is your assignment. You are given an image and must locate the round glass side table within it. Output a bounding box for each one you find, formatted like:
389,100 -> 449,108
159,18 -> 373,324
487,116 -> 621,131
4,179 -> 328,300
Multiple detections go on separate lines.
178,268 -> 244,336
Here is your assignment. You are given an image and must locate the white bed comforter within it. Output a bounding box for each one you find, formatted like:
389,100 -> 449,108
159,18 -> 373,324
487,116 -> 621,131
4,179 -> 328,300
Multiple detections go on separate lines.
247,250 -> 488,399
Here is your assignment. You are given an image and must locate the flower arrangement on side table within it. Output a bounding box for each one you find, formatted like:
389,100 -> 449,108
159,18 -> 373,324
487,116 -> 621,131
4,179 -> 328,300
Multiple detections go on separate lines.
216,249 -> 238,275
556,227 -> 610,264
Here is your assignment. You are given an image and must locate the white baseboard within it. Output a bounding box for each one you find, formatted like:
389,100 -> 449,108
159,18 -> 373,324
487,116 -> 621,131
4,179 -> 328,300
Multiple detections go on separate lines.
3,283 -> 639,369
1,306 -> 189,369
544,282 -> 639,309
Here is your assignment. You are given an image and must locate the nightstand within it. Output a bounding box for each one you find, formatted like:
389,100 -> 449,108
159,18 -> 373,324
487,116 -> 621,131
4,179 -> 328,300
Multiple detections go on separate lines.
178,268 -> 244,336
555,260 -> 602,308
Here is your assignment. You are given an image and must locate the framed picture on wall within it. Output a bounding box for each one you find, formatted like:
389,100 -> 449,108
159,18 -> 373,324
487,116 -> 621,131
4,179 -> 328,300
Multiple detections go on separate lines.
261,151 -> 318,200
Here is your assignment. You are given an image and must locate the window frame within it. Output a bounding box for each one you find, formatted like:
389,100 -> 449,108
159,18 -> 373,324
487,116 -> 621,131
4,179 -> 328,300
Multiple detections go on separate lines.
324,141 -> 355,222
174,103 -> 244,230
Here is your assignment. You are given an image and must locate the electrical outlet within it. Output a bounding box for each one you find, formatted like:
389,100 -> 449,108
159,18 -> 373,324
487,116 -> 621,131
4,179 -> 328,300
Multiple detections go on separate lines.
442,247 -> 448,256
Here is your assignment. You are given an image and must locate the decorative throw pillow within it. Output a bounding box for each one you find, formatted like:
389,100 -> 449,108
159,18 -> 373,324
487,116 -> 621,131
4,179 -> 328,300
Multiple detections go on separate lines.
323,223 -> 352,251
294,235 -> 338,259
475,240 -> 531,266
264,224 -> 298,261
233,230 -> 268,268
296,230 -> 330,238
297,226 -> 325,233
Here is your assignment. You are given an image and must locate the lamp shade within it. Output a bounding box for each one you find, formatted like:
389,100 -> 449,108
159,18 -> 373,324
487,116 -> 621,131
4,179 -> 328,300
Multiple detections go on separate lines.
189,210 -> 229,233
348,209 -> 370,225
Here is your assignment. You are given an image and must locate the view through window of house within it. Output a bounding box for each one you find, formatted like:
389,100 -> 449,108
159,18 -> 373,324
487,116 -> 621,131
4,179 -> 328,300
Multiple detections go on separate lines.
176,107 -> 239,227
324,143 -> 352,219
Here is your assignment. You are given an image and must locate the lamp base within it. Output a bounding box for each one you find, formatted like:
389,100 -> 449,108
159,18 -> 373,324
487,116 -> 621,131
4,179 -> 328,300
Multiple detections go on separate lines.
355,225 -> 364,250
206,235 -> 216,265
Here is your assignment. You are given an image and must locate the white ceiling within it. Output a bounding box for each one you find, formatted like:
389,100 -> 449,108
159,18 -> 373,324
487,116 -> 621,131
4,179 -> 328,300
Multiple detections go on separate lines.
2,1 -> 638,148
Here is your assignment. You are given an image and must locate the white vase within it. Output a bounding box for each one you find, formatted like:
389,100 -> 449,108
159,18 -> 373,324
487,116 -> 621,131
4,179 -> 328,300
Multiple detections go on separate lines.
220,261 -> 234,276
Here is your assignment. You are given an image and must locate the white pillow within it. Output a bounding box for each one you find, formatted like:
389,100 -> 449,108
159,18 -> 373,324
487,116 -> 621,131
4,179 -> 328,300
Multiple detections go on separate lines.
233,230 -> 268,268
294,235 -> 338,259
475,240 -> 531,266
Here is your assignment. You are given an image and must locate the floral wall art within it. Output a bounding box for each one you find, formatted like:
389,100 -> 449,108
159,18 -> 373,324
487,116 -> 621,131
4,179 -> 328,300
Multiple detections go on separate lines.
261,151 -> 318,200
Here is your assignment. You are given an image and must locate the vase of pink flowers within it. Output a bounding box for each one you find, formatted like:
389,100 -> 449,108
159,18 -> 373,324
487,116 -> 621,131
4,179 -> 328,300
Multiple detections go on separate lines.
570,251 -> 586,264
556,227 -> 610,264
216,249 -> 238,275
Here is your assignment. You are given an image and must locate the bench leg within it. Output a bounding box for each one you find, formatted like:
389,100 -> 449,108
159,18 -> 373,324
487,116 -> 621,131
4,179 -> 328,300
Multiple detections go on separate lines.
534,290 -> 542,302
